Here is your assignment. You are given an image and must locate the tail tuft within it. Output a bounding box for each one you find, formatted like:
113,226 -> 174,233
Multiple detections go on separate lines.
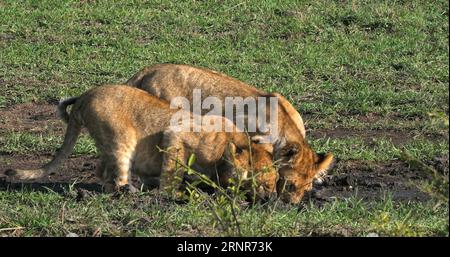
58,97 -> 78,123
5,168 -> 46,180
4,169 -> 17,177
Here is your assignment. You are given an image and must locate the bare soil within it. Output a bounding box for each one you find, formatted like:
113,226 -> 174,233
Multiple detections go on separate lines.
2,152 -> 446,204
305,159 -> 447,204
0,154 -> 100,193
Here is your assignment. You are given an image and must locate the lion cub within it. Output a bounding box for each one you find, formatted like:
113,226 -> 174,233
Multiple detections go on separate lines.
126,64 -> 334,203
7,85 -> 277,199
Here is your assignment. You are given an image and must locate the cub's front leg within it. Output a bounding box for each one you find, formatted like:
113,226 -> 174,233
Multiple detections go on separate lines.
159,130 -> 187,197
94,129 -> 139,194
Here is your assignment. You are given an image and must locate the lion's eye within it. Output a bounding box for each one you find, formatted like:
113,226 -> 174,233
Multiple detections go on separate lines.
285,182 -> 296,192
284,149 -> 296,158
235,147 -> 243,154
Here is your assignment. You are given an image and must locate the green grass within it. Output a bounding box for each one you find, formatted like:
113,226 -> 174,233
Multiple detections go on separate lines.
0,0 -> 448,236
0,190 -> 447,237
0,132 -> 97,156
1,0 -> 448,126
311,137 -> 449,161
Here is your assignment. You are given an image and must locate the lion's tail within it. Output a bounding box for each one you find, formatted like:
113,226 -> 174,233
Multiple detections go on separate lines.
58,97 -> 78,123
6,100 -> 82,180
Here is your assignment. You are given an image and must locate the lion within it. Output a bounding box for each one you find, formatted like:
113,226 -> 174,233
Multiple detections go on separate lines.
6,85 -> 277,199
126,64 -> 334,203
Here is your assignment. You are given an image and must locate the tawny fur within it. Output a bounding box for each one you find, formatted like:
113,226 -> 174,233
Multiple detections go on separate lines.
126,64 -> 334,203
8,85 -> 277,199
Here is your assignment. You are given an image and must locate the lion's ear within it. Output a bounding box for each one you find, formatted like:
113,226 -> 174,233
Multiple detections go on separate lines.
312,153 -> 334,183
250,136 -> 274,154
251,135 -> 272,144
223,142 -> 237,162
316,153 -> 334,173
251,135 -> 263,143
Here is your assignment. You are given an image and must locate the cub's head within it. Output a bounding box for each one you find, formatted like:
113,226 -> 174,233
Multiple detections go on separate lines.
222,139 -> 277,200
274,137 -> 334,204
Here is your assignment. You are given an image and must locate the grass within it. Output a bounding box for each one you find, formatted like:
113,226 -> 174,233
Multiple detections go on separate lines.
0,132 -> 97,156
0,0 -> 448,236
0,190 -> 447,237
311,137 -> 449,161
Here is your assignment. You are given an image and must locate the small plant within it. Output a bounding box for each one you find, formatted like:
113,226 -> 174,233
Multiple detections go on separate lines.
157,143 -> 258,236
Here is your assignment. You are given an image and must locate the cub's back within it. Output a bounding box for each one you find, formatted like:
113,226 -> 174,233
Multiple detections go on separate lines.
127,64 -> 264,102
126,64 -> 306,139
73,85 -> 176,133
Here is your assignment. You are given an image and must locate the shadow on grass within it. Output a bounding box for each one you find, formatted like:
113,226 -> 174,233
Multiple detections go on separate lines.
0,177 -> 103,194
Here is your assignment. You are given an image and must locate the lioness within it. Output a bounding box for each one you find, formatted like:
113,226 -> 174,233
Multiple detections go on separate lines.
126,64 -> 334,203
7,85 -> 277,199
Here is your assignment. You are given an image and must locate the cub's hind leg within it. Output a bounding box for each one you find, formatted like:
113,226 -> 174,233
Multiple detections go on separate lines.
95,159 -> 106,180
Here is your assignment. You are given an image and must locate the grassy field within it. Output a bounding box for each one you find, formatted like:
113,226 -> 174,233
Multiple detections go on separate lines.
0,0 -> 448,236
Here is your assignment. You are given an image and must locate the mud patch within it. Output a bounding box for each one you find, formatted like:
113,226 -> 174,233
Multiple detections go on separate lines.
0,154 -> 146,194
424,154 -> 449,176
1,153 -> 442,205
305,159 -> 441,204
0,103 -> 64,135
0,154 -> 100,192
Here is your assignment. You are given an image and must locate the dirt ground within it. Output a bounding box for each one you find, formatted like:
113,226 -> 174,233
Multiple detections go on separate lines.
2,153 -> 447,204
1,103 -> 448,204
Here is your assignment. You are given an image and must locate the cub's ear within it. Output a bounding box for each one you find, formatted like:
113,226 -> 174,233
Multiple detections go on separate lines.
250,136 -> 274,154
250,135 -> 272,144
251,135 -> 263,143
223,142 -> 243,162
316,153 -> 334,173
226,142 -> 237,155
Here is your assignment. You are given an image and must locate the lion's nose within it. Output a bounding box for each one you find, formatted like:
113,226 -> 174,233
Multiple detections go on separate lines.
268,191 -> 277,198
256,185 -> 277,199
